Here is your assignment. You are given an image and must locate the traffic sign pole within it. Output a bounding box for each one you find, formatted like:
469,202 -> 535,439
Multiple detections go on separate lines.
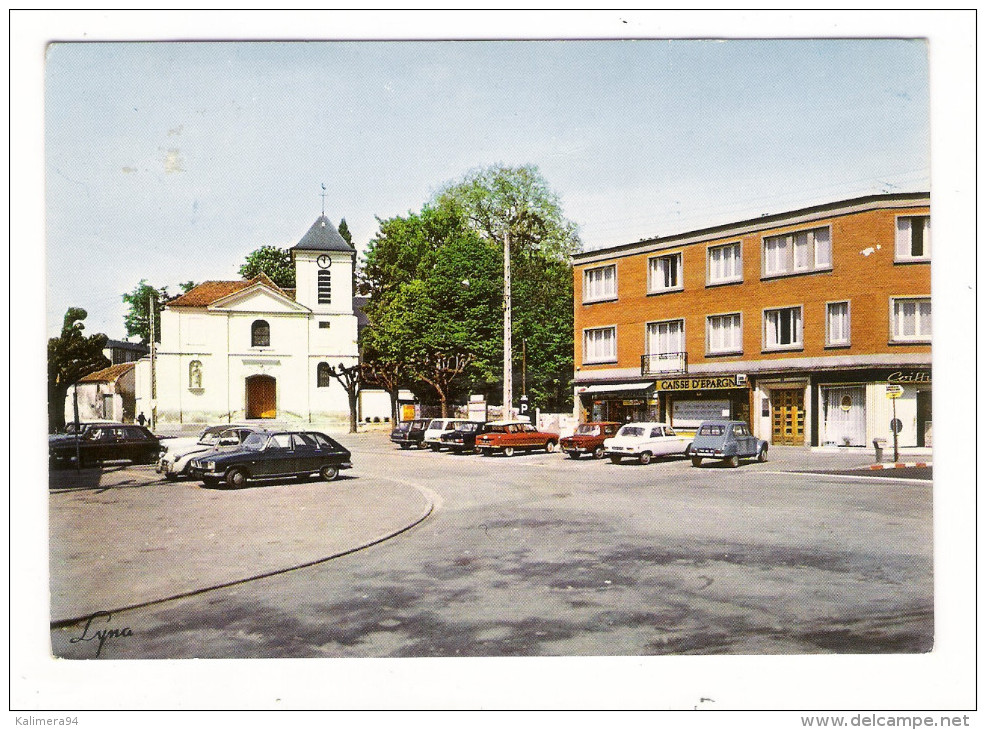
892,396 -> 899,463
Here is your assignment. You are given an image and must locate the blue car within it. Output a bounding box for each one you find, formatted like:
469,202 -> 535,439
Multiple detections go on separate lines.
689,420 -> 768,468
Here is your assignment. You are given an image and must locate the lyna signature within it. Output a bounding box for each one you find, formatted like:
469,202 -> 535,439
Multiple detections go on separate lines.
68,611 -> 133,657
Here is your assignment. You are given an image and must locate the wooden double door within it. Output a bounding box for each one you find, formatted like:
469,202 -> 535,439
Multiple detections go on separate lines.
771,388 -> 805,446
246,375 -> 277,419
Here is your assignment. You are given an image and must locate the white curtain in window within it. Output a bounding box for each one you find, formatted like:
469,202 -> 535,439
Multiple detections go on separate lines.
764,235 -> 788,275
648,320 -> 683,354
793,232 -> 810,270
709,243 -> 740,282
827,302 -> 849,344
814,228 -> 831,267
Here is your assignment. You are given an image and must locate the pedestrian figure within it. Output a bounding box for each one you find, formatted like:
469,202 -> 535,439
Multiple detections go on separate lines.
137,412 -> 146,427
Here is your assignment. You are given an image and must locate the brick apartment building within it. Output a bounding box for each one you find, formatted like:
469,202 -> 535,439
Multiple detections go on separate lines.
572,193 -> 931,448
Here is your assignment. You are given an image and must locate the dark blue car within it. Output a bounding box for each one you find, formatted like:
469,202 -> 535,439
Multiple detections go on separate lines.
188,430 -> 352,488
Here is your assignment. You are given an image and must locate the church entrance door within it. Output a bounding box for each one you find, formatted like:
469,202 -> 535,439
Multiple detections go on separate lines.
246,375 -> 277,419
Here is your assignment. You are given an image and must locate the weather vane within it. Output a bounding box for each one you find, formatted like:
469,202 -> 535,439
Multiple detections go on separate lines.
320,182 -> 326,216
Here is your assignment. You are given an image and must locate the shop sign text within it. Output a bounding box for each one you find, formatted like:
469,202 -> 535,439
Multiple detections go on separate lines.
658,375 -> 742,391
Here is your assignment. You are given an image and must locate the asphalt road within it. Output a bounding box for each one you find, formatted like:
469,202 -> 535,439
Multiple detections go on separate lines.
51,437 -> 933,658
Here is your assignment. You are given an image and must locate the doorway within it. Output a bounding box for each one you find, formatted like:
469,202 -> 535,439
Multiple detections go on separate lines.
771,388 -> 805,445
246,375 -> 277,419
916,390 -> 932,447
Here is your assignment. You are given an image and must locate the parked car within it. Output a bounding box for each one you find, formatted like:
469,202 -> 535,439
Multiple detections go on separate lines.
56,420 -> 124,436
157,424 -> 259,480
560,421 -> 622,459
49,425 -> 161,468
603,422 -> 691,465
188,430 -> 352,487
689,420 -> 768,467
390,419 -> 430,450
423,418 -> 472,451
440,421 -> 493,454
475,421 -> 559,457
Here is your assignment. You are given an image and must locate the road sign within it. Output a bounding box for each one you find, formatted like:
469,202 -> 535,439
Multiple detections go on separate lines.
886,384 -> 904,399
890,418 -> 903,434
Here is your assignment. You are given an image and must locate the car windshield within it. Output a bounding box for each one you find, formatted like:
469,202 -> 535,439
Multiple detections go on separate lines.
428,420 -> 443,429
241,433 -> 266,451
619,426 -> 645,437
699,425 -> 725,436
575,425 -> 600,436
459,423 -> 480,433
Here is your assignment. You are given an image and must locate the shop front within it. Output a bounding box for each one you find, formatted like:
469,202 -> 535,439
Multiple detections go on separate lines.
654,374 -> 752,434
575,382 -> 658,424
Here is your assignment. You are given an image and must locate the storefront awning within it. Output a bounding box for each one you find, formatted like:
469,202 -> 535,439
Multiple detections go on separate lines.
577,382 -> 653,394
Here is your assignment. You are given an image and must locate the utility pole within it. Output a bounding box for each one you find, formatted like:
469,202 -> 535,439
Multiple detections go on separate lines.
149,291 -> 157,430
502,228 -> 512,418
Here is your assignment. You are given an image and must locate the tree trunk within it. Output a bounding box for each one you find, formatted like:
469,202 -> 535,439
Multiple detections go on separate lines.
49,382 -> 70,433
388,388 -> 400,424
348,392 -> 359,434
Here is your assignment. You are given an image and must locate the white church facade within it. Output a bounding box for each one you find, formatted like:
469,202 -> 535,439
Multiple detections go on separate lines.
143,215 -> 361,428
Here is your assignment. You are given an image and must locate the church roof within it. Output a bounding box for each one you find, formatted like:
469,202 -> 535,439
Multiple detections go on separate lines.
78,362 -> 136,384
166,273 -> 289,308
291,215 -> 355,254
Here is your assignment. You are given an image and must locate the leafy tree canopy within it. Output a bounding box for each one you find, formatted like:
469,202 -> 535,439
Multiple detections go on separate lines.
337,218 -> 353,245
122,280 -> 178,344
239,245 -> 296,289
47,307 -> 111,432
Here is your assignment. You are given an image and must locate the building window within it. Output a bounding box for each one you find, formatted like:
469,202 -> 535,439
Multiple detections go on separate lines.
647,253 -> 683,293
890,297 -> 931,342
706,313 -> 742,355
646,319 -> 684,355
762,226 -> 831,278
826,301 -> 851,347
583,264 -> 617,303
763,306 -> 803,351
707,242 -> 742,285
188,360 -> 203,389
318,321 -> 331,329
895,216 -> 931,261
583,326 -> 617,363
251,320 -> 270,348
317,362 -> 332,388
318,269 -> 332,304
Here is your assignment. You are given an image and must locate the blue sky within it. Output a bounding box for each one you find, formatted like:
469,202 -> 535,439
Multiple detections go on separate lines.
44,35 -> 930,338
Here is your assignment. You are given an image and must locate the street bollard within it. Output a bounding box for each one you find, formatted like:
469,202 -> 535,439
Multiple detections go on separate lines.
873,437 -> 886,463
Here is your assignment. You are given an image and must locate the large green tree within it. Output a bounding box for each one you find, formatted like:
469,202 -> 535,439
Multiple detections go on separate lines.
121,280 -> 195,344
239,245 -> 295,289
48,308 -> 111,433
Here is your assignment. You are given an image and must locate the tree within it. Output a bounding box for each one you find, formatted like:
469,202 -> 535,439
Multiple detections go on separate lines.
337,218 -> 353,245
324,362 -> 361,433
239,245 -> 295,289
48,308 -> 111,433
121,280 -> 197,344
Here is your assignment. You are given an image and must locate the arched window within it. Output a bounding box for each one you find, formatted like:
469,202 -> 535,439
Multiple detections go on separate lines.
251,320 -> 270,348
318,269 -> 332,304
188,360 -> 203,389
317,362 -> 332,388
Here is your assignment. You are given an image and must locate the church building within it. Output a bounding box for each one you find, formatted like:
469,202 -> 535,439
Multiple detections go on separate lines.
146,215 -> 360,428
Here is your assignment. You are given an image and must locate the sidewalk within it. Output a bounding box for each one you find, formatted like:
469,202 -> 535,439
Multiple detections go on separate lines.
772,444 -> 932,472
49,465 -> 433,625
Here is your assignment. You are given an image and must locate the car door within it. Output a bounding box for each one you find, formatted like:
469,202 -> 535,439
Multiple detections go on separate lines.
731,424 -> 753,456
291,433 -> 320,475
260,433 -> 296,476
648,426 -> 671,456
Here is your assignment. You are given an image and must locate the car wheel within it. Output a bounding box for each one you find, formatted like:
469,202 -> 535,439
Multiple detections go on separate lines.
757,446 -> 768,463
480,449 -> 490,456
638,451 -> 652,465
320,464 -> 340,481
610,455 -> 621,464
400,443 -> 410,450
567,451 -> 581,460
503,446 -> 515,457
691,456 -> 702,467
201,476 -> 220,488
225,467 -> 248,489
725,455 -> 740,468
545,440 -> 557,453
164,473 -> 179,482
684,443 -> 693,457
592,445 -> 605,460
430,444 -> 441,452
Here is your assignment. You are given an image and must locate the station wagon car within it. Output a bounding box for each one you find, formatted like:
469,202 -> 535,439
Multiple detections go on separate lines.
440,421 -> 493,454
475,421 -> 559,457
390,419 -> 430,450
188,430 -> 352,487
690,420 -> 768,467
423,418 -> 472,451
603,422 -> 691,465
560,421 -> 622,460
49,425 -> 161,468
157,424 -> 259,480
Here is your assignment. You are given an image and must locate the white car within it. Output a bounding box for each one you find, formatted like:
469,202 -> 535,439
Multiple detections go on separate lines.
603,422 -> 691,465
157,424 -> 258,480
423,418 -> 472,451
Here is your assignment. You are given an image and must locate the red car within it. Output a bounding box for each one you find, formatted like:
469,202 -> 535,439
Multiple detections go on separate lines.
475,421 -> 559,457
560,421 -> 622,460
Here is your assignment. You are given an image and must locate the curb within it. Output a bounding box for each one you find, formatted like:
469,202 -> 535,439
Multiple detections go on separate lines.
867,462 -> 932,470
50,488 -> 435,630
